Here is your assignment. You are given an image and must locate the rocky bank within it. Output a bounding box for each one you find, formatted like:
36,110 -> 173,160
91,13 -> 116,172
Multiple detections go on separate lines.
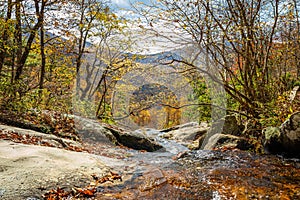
0,113 -> 300,199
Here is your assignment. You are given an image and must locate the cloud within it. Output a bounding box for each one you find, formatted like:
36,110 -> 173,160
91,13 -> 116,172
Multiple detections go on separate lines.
110,0 -> 130,8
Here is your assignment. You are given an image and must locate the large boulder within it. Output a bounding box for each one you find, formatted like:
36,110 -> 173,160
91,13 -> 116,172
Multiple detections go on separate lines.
73,115 -> 117,144
0,140 -> 112,199
209,115 -> 245,136
280,112 -> 300,153
160,122 -> 209,149
105,126 -> 163,152
73,115 -> 163,152
203,133 -> 251,150
262,127 -> 282,154
199,115 -> 245,150
263,112 -> 300,157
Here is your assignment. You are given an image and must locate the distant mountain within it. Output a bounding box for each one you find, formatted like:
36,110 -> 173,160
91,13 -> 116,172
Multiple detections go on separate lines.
123,50 -> 183,64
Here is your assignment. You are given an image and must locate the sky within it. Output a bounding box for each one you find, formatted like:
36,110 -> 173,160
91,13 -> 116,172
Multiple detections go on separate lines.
108,0 -> 190,55
110,0 -> 131,8
110,0 -> 152,9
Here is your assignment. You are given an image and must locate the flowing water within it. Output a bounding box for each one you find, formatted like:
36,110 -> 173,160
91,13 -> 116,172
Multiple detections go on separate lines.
93,128 -> 300,199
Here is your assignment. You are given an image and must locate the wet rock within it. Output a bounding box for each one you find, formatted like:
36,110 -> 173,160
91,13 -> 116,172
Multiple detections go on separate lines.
160,122 -> 209,148
110,129 -> 163,152
203,133 -> 251,150
139,168 -> 167,192
263,112 -> 300,157
176,150 -> 300,199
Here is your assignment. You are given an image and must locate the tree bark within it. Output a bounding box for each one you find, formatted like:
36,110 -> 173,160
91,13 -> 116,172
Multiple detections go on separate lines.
0,0 -> 12,74
38,0 -> 46,94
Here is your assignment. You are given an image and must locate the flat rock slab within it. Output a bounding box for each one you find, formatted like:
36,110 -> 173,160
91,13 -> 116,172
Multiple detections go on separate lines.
0,140 -> 112,199
0,124 -> 81,148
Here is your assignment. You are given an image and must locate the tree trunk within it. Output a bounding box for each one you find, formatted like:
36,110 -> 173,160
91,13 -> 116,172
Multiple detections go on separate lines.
15,0 -> 44,81
0,0 -> 12,74
14,0 -> 23,82
38,0 -> 46,94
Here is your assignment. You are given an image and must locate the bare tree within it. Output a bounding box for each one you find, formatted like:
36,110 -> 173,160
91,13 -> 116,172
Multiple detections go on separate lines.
136,0 -> 299,118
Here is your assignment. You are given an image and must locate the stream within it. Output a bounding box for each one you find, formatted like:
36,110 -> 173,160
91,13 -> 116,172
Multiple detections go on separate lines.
88,127 -> 300,199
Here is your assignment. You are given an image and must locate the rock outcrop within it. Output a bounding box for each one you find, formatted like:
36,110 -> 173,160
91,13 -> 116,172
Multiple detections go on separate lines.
280,112 -> 300,154
263,112 -> 300,157
160,122 -> 209,150
159,116 -> 248,151
0,124 -> 82,149
74,115 -> 117,144
0,140 -> 113,199
108,127 -> 164,152
200,115 -> 246,150
209,115 -> 245,136
202,133 -> 251,150
74,115 -> 163,152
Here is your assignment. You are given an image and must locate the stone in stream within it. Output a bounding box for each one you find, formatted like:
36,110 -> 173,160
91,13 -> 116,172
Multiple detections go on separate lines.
208,115 -> 245,136
160,115 -> 249,151
200,115 -> 249,150
160,122 -> 209,150
263,111 -> 300,157
74,115 -> 163,152
202,133 -> 251,150
108,128 -> 164,152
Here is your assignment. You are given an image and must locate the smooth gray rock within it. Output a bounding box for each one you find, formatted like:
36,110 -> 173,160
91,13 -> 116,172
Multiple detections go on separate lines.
210,115 -> 245,136
0,140 -> 112,199
0,124 -> 82,148
200,115 -> 245,149
203,133 -> 250,150
74,115 -> 163,152
74,115 -> 117,144
160,122 -> 209,148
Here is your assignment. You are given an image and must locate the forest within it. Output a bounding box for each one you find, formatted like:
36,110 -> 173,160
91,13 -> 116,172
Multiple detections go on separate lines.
0,0 -> 299,127
0,0 -> 299,128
